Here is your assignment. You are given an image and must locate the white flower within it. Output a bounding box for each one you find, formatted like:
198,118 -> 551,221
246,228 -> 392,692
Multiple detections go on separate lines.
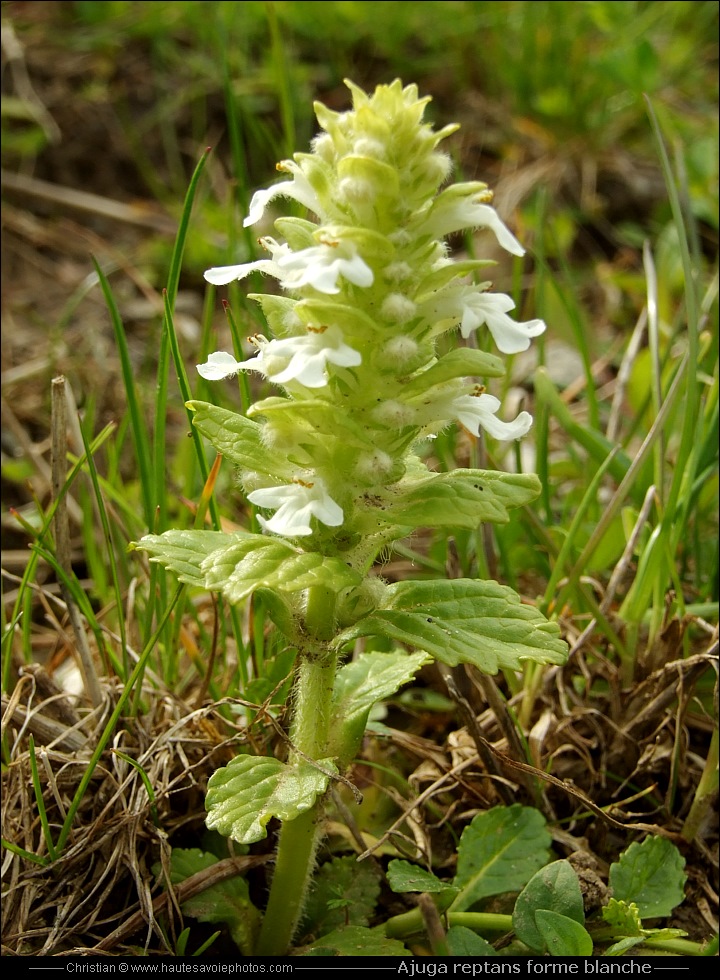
203,237 -> 290,286
453,389 -> 533,441
196,351 -> 249,380
276,239 -> 373,294
248,478 -> 343,537
203,237 -> 373,296
458,291 -> 546,353
420,187 -> 525,256
243,160 -> 321,228
196,325 -> 361,388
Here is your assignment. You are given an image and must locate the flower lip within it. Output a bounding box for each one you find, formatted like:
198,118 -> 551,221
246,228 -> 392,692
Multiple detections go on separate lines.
203,238 -> 374,296
248,477 -> 344,537
276,240 -> 374,294
203,238 -> 290,286
196,324 -> 361,389
420,187 -> 526,257
243,160 -> 322,228
452,388 -> 533,441
459,291 -> 546,353
196,350 -> 247,380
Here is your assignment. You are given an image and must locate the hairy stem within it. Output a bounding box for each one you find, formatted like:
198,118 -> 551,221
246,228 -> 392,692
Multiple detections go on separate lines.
256,586 -> 338,955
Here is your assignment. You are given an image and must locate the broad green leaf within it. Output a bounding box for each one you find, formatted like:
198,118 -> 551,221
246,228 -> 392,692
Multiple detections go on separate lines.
139,530 -> 361,604
301,856 -> 381,937
137,529 -> 229,587
534,910 -> 594,957
382,470 -> 541,529
202,535 -> 362,603
328,650 -> 431,766
387,859 -> 452,895
188,401 -> 292,479
608,836 -> 687,919
164,849 -> 261,956
446,926 -> 497,956
416,261 -> 496,299
401,347 -> 505,394
335,579 -> 568,674
513,860 -> 585,953
451,805 -> 551,911
303,925 -> 407,956
248,395 -> 376,452
205,755 -> 336,844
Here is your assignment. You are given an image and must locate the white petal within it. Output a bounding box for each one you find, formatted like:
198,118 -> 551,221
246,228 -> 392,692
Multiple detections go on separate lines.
203,258 -> 278,286
277,243 -> 373,295
337,252 -> 375,288
485,313 -> 546,354
243,175 -> 321,228
324,343 -> 362,369
454,392 -> 533,441
460,292 -> 546,353
260,328 -> 361,388
471,204 -> 525,257
424,195 -> 526,257
248,479 -> 344,537
196,351 -> 244,380
271,353 -> 329,388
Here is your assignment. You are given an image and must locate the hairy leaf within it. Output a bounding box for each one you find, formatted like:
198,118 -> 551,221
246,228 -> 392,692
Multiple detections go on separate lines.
301,856 -> 381,937
335,579 -> 568,673
513,860 -> 585,953
608,836 -> 687,919
136,529 -> 229,588
206,755 -> 336,844
387,859 -> 454,896
138,529 -> 361,603
446,926 -> 498,956
381,470 -> 541,528
303,925 -> 407,956
534,910 -> 594,957
451,805 -> 551,911
189,401 -> 292,479
202,535 -> 362,603
329,650 -> 431,766
164,849 -> 261,956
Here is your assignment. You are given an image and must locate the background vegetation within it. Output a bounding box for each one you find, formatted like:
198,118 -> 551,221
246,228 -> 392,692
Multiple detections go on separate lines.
1,0 -> 718,957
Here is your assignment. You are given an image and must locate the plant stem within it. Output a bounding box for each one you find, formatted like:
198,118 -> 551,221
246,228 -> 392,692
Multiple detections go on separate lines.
256,586 -> 338,955
384,908 -> 513,941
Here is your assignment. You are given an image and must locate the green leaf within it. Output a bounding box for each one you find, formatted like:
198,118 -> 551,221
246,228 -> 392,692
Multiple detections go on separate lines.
138,530 -> 362,604
188,401 -> 292,479
387,859 -> 452,895
451,805 -> 552,911
534,910 -> 594,957
513,860 -> 585,953
301,856 -> 381,936
401,347 -> 505,394
603,936 -> 648,956
602,898 -> 644,936
202,535 -> 362,603
608,836 -> 687,919
165,849 -> 261,956
136,529 -> 229,588
303,925 -> 408,956
205,755 -> 337,844
382,470 -> 541,529
446,926 -> 498,956
328,650 -> 431,767
335,579 -> 568,674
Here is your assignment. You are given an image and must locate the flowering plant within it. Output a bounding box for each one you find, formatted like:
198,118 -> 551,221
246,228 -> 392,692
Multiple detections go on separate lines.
139,80 -> 567,956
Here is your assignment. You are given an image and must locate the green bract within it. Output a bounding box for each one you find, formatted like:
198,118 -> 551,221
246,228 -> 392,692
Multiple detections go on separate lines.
136,79 -> 567,955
